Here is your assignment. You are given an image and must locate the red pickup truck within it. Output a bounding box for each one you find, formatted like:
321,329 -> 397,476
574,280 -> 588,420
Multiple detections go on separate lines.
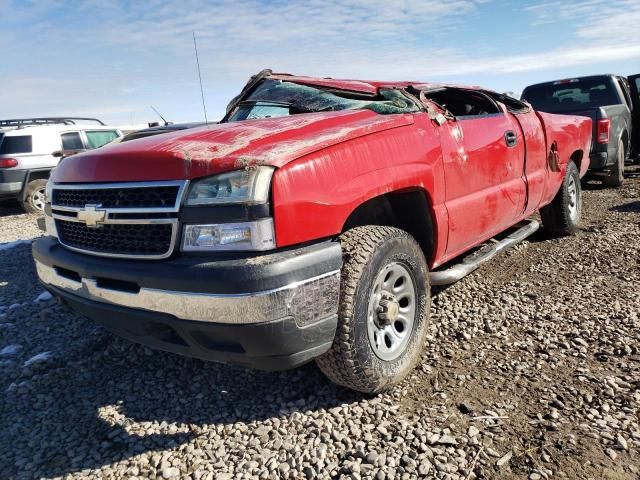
33,71 -> 592,393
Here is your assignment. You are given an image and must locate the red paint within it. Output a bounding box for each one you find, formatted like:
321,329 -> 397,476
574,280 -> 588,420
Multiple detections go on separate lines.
52,110 -> 411,183
536,111 -> 592,182
509,110 -> 548,216
272,114 -> 445,258
435,114 -> 526,259
269,73 -> 484,95
51,74 -> 592,269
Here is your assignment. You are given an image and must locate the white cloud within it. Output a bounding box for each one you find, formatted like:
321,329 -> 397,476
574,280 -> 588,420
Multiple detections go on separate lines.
525,0 -> 640,41
1,0 -> 639,123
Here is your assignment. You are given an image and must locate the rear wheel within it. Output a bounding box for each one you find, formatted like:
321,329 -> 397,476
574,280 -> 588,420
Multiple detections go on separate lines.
315,226 -> 430,394
540,161 -> 581,237
602,139 -> 625,188
20,179 -> 48,215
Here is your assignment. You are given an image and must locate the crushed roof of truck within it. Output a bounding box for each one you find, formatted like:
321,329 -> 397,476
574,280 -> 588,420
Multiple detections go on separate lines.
268,72 -> 485,95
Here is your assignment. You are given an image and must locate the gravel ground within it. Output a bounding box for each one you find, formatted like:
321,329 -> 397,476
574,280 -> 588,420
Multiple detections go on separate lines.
0,169 -> 638,480
0,201 -> 43,243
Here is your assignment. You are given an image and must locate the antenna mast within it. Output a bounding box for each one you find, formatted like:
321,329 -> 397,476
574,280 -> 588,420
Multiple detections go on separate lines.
150,106 -> 169,125
193,31 -> 209,125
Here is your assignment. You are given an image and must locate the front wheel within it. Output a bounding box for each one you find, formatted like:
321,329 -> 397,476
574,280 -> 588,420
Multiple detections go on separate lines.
540,161 -> 582,237
315,226 -> 430,394
20,179 -> 48,215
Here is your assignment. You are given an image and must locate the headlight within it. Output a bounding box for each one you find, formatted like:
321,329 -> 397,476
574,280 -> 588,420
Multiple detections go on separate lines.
186,167 -> 274,205
182,218 -> 275,252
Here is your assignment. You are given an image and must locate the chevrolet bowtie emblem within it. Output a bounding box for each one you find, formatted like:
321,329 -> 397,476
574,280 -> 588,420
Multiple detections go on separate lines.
77,204 -> 107,228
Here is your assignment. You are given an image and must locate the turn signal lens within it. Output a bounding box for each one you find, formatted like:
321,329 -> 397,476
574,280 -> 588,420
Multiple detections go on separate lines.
182,218 -> 275,252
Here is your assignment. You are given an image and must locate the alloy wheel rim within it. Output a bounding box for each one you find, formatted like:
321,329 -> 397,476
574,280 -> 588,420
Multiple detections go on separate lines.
32,188 -> 46,211
367,262 -> 416,361
567,176 -> 579,222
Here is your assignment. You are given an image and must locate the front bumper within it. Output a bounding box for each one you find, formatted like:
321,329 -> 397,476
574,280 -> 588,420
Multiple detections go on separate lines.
33,237 -> 342,370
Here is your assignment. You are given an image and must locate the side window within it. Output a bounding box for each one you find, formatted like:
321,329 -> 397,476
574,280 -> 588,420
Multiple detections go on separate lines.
485,92 -> 530,113
425,89 -> 501,118
84,130 -> 119,149
61,132 -> 84,150
0,135 -> 33,154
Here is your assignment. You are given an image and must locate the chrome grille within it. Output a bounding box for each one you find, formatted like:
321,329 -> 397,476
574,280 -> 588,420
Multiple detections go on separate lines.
50,181 -> 187,259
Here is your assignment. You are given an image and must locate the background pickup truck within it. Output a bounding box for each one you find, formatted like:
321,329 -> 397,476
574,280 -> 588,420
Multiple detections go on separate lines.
34,70 -> 592,393
522,74 -> 639,187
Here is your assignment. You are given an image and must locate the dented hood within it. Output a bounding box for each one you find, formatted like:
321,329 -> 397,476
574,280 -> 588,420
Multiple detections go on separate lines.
52,110 -> 413,183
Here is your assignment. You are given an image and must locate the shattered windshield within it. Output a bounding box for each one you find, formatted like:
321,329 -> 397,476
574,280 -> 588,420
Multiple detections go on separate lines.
230,101 -> 291,121
226,79 -> 419,122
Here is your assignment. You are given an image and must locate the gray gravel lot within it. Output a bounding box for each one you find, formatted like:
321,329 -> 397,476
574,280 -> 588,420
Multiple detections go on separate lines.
0,170 -> 638,480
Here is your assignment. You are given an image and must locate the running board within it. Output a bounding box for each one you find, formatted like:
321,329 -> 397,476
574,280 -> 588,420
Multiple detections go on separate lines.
430,219 -> 540,286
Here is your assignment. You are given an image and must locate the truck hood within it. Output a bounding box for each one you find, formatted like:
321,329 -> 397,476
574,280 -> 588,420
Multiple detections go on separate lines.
52,110 -> 413,183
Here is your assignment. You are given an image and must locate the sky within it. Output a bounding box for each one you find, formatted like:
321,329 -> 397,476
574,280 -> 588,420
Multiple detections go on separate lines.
1,0 -> 639,126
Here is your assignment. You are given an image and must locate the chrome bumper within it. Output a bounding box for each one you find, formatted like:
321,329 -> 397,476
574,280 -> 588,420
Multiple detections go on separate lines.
35,260 -> 340,326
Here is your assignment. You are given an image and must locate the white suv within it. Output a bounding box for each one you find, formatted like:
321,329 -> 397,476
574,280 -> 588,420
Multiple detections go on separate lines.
0,118 -> 122,213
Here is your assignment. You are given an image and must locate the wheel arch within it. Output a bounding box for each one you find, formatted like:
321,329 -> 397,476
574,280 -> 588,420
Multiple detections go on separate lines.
20,168 -> 52,200
569,149 -> 584,173
341,188 -> 437,266
620,129 -> 629,158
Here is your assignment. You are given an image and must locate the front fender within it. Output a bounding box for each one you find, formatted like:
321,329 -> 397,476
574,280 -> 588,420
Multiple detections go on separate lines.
271,121 -> 445,249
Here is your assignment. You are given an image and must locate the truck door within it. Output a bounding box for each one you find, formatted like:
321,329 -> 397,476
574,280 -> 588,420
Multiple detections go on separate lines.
628,74 -> 640,157
424,88 -> 527,259
506,110 -> 549,216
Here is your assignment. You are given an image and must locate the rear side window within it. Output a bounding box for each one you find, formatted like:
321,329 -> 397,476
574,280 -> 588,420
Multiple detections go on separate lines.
0,135 -> 33,154
485,92 -> 530,113
522,78 -> 620,113
425,89 -> 501,118
61,132 -> 84,150
84,130 -> 119,149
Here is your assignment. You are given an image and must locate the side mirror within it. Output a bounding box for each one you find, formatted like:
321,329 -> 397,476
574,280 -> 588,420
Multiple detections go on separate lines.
55,148 -> 86,159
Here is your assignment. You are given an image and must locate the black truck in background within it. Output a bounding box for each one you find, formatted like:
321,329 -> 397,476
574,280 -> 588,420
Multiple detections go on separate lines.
522,74 -> 639,187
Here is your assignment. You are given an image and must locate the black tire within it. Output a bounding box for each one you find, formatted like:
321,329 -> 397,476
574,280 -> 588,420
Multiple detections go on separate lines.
540,161 -> 581,237
20,179 -> 48,215
315,226 -> 430,394
602,139 -> 625,188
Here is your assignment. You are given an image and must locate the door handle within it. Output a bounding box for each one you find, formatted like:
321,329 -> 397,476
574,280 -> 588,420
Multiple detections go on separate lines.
505,130 -> 517,147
